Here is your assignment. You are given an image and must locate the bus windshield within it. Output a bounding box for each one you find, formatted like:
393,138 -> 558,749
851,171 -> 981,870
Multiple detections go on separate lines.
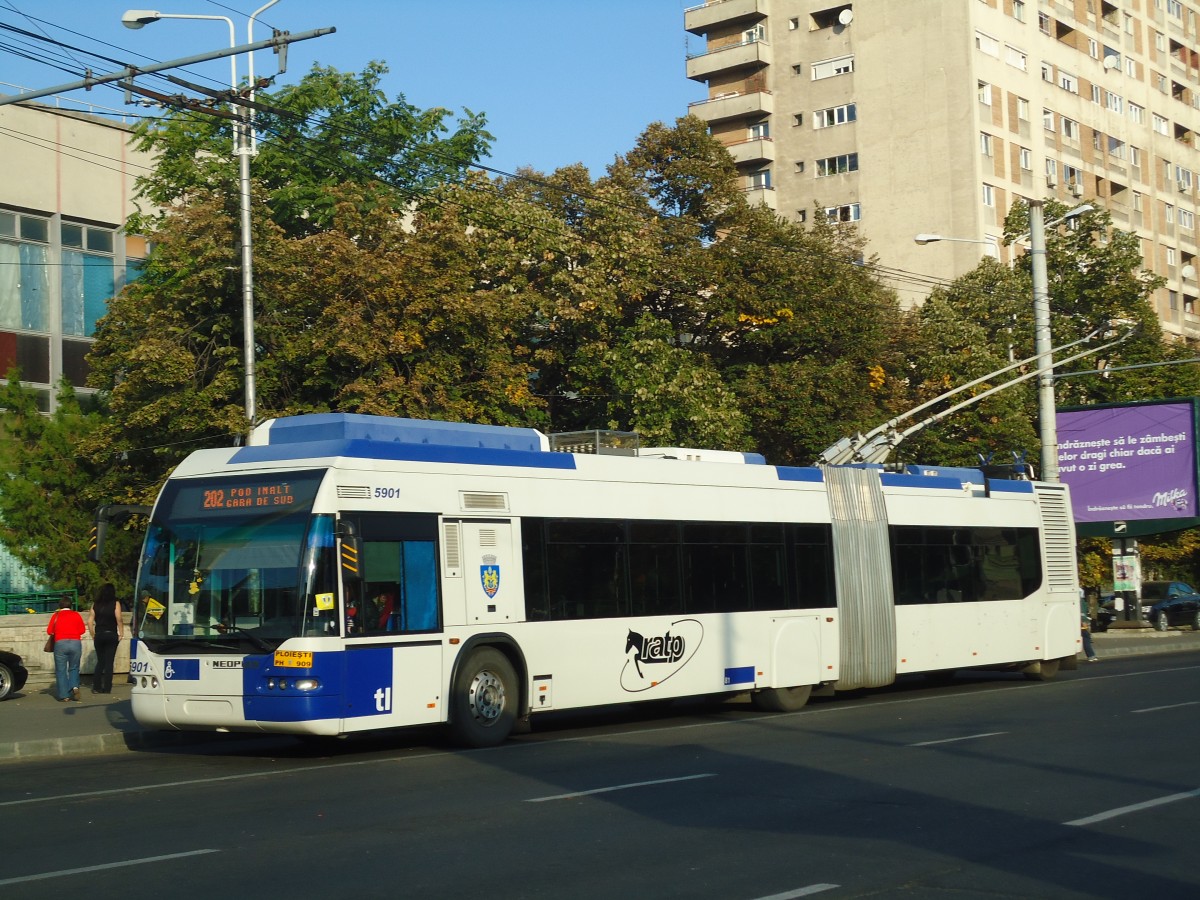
133,471 -> 337,651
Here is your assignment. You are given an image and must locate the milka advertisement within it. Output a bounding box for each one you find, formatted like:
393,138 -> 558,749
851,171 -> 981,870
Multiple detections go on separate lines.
1058,402 -> 1197,523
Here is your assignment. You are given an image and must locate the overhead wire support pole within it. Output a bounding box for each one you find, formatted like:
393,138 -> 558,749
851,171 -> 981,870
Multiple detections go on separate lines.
0,28 -> 335,108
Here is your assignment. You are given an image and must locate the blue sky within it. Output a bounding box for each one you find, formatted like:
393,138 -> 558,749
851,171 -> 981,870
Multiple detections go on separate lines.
0,0 -> 706,176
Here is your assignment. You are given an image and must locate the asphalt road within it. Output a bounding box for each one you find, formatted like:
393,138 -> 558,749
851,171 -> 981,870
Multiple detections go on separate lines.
2,652 -> 1198,899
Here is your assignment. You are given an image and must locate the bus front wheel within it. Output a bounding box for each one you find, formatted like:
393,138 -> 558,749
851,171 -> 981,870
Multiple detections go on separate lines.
751,684 -> 812,713
449,648 -> 518,748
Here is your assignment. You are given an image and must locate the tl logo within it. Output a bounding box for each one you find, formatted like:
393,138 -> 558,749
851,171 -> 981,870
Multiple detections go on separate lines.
481,554 -> 500,598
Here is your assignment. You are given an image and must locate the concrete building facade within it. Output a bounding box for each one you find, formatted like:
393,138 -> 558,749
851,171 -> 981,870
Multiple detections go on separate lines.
684,0 -> 1200,333
0,99 -> 152,413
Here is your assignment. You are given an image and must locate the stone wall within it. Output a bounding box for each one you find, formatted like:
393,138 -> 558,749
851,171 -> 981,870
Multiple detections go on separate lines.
0,612 -> 131,686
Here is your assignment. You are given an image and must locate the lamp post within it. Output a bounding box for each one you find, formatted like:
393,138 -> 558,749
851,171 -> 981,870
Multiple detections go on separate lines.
913,233 -> 1001,259
122,7 -> 262,432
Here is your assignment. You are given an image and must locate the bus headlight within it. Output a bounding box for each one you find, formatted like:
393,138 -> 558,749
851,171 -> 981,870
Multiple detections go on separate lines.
293,678 -> 320,691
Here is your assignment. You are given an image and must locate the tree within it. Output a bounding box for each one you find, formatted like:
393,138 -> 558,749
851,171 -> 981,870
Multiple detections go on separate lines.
129,62 -> 492,237
0,376 -> 129,597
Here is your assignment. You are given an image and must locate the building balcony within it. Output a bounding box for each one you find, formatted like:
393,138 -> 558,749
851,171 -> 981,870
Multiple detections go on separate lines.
725,137 -> 775,166
687,38 -> 772,81
742,185 -> 776,210
684,0 -> 768,35
688,90 -> 774,125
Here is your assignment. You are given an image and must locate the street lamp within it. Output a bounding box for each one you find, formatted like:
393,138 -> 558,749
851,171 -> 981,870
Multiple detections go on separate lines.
1028,200 -> 1093,482
913,233 -> 1001,259
122,7 -> 261,432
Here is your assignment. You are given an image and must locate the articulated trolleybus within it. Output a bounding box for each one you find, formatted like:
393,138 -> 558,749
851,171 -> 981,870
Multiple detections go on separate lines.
129,414 -> 1081,747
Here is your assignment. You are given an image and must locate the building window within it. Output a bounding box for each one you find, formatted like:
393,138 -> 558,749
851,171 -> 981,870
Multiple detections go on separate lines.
1041,61 -> 1054,83
1130,146 -> 1142,168
1088,39 -> 1100,59
748,169 -> 772,190
1154,114 -> 1170,135
1168,0 -> 1183,19
1006,45 -> 1027,71
1106,91 -> 1123,114
1013,0 -> 1025,22
978,81 -> 993,105
749,121 -> 770,139
1065,164 -> 1083,187
1039,12 -> 1051,35
976,32 -> 1000,57
980,133 -> 994,157
1156,31 -> 1167,53
0,211 -> 50,333
1020,147 -> 1032,171
982,183 -> 995,207
1046,159 -> 1059,184
824,203 -> 861,223
1180,210 -> 1195,230
1108,136 -> 1126,160
794,161 -> 805,173
1043,109 -> 1056,132
1059,71 -> 1078,94
816,153 -> 859,176
1175,166 -> 1193,191
814,103 -> 857,128
1017,97 -> 1030,120
1133,192 -> 1143,212
812,55 -> 854,80
1129,102 -> 1144,125
1167,247 -> 1177,266
1063,118 -> 1080,140
793,113 -> 804,126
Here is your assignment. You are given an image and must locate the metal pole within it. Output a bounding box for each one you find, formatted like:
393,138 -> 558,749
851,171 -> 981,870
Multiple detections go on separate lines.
1029,200 -> 1058,482
238,119 -> 256,430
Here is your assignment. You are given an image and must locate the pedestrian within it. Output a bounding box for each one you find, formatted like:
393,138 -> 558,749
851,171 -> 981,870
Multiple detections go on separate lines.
1081,593 -> 1099,662
87,583 -> 123,694
47,594 -> 87,701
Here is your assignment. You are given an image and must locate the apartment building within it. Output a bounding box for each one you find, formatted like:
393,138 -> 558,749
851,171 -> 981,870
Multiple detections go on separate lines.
684,0 -> 1200,335
0,98 -> 151,413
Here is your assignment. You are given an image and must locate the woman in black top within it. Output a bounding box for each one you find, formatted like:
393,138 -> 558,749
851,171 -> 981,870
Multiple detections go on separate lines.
87,583 -> 123,693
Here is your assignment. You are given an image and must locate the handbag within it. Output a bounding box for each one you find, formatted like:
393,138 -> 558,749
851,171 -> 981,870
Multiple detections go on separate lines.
44,611 -> 58,652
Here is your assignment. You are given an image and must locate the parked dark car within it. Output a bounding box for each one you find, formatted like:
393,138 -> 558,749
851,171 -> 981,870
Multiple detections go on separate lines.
1140,581 -> 1200,632
1091,605 -> 1118,633
0,648 -> 29,700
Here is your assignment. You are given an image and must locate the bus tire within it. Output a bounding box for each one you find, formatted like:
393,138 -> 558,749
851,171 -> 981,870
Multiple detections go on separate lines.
751,684 -> 812,712
449,648 -> 517,748
1024,658 -> 1061,681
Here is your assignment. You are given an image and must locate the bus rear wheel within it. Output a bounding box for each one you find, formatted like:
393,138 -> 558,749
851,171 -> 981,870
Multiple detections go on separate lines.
1024,658 -> 1061,681
751,684 -> 812,712
449,648 -> 517,748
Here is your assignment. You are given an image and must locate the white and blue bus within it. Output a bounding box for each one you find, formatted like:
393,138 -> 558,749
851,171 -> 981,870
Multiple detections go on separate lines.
128,413 -> 1081,747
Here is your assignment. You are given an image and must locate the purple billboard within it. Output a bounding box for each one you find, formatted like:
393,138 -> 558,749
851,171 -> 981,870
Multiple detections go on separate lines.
1057,401 -> 1197,524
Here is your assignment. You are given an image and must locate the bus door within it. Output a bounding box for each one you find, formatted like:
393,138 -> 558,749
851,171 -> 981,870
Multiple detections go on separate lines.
339,512 -> 443,727
443,519 -> 521,626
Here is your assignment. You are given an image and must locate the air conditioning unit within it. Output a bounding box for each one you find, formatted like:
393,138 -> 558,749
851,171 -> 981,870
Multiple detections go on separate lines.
1069,182 -> 1084,197
1046,174 -> 1058,188
1178,179 -> 1190,193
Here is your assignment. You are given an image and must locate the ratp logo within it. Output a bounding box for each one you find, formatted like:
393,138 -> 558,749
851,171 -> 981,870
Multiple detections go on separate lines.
620,619 -> 703,693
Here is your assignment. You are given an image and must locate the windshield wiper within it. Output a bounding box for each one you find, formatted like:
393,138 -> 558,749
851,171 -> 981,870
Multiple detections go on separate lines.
215,624 -> 273,653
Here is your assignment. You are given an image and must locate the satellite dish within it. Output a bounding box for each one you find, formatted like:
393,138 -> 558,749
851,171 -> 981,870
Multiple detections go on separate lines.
838,8 -> 854,25
1103,56 -> 1119,70
1183,264 -> 1197,280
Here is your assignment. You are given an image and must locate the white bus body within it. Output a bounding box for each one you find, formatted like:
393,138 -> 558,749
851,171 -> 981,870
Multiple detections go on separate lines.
129,414 -> 1081,746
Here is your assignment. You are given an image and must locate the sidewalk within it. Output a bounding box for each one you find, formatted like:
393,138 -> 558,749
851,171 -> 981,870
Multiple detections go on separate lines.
2,629 -> 1199,764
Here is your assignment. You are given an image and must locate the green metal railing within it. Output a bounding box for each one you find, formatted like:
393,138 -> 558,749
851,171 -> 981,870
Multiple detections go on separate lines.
0,590 -> 78,615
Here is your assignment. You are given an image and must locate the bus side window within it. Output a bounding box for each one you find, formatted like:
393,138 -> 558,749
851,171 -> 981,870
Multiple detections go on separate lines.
347,512 -> 442,635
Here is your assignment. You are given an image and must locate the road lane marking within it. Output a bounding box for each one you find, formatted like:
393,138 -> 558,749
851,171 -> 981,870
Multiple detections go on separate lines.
909,731 -> 1007,747
1064,787 -> 1200,827
750,884 -> 839,899
0,849 -> 219,886
525,773 -> 715,802
7,661 -> 1199,809
1132,700 -> 1200,713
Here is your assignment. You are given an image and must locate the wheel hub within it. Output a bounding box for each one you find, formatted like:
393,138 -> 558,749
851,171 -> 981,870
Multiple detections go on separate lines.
469,670 -> 505,725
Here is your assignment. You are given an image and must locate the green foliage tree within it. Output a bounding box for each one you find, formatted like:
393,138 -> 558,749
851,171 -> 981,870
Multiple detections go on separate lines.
0,376 -> 133,598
